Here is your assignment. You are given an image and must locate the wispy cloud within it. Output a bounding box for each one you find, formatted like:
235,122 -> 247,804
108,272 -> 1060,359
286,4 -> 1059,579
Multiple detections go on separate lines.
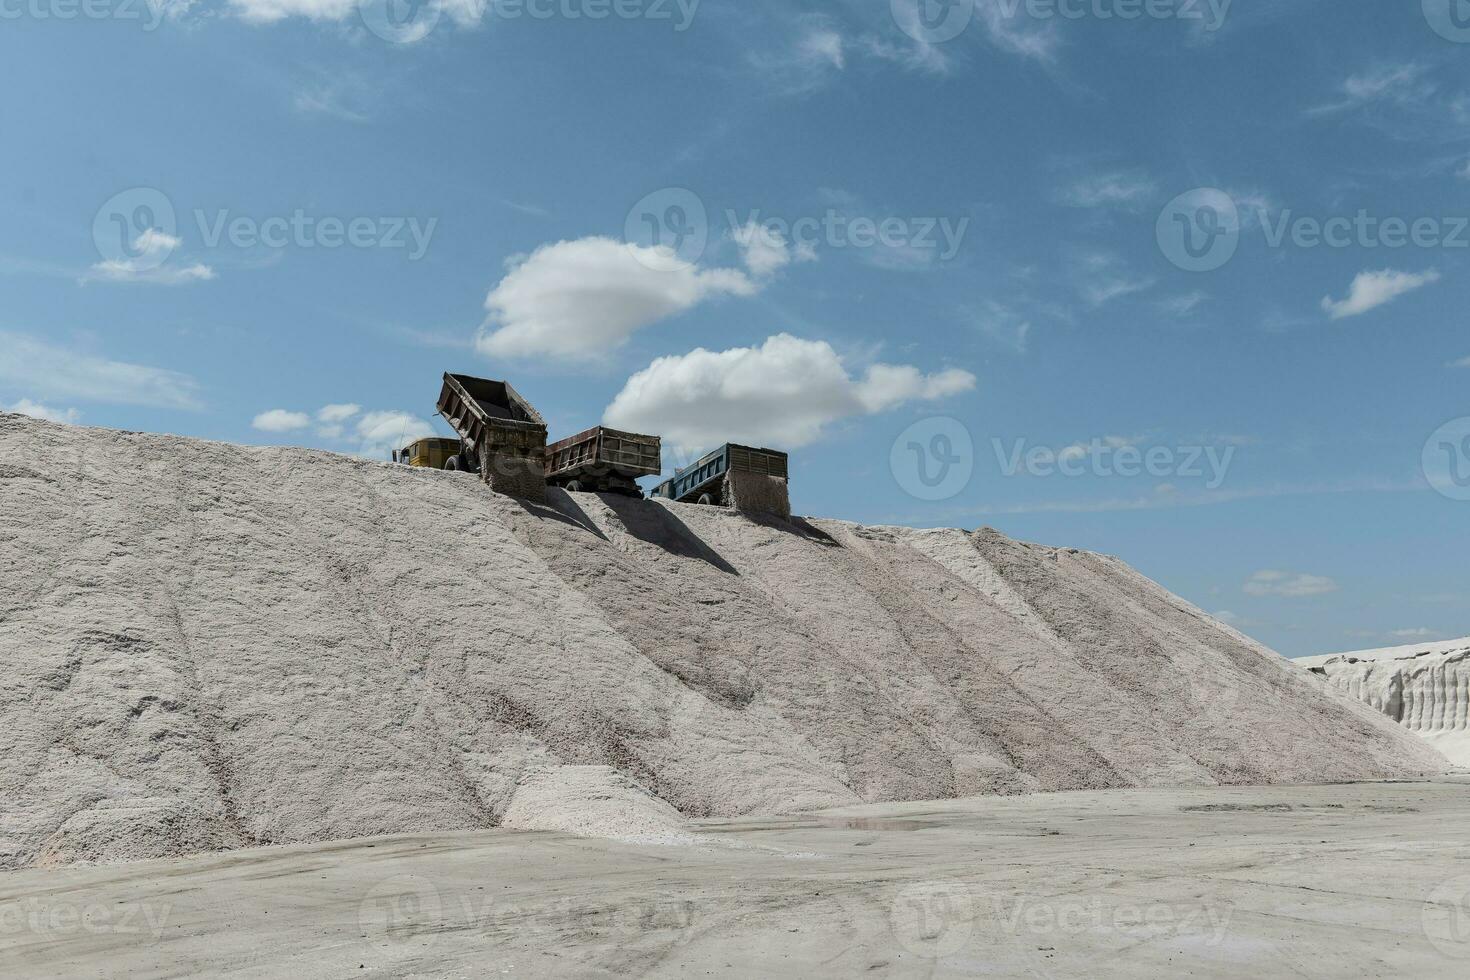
971,300 -> 1033,354
1321,268 -> 1440,320
293,84 -> 370,123
0,331 -> 203,410
1244,570 -> 1339,598
1058,170 -> 1157,210
1449,355 -> 1470,369
1076,252 -> 1154,307
1157,291 -> 1208,318
1309,62 -> 1435,116
750,22 -> 853,93
83,229 -> 215,286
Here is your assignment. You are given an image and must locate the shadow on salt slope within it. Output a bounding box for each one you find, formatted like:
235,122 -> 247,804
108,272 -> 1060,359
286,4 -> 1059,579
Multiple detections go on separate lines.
598,494 -> 740,576
521,490 -> 609,541
752,513 -> 843,548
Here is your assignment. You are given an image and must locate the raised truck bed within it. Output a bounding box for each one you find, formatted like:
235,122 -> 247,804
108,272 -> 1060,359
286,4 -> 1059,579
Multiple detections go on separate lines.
545,426 -> 661,497
435,373 -> 549,502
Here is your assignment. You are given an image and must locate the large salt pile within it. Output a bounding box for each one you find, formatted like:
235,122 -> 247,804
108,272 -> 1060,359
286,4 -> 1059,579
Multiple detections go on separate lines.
0,414 -> 1445,869
1300,639 -> 1470,766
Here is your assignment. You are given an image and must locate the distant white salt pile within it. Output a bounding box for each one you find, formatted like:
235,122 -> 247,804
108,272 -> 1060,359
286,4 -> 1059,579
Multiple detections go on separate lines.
0,413 -> 1447,870
1299,639 -> 1470,766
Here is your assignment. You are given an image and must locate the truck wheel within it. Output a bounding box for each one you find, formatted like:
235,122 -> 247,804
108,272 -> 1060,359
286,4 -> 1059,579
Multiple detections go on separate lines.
565,480 -> 584,492
444,455 -> 464,472
697,492 -> 715,506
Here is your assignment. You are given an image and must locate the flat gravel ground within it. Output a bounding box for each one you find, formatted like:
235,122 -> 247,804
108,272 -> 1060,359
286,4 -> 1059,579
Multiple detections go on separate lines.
5,778 -> 1470,978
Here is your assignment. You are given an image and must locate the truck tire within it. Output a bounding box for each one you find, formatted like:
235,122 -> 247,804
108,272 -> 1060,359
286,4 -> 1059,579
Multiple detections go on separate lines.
697,492 -> 715,506
565,480 -> 584,492
444,455 -> 464,472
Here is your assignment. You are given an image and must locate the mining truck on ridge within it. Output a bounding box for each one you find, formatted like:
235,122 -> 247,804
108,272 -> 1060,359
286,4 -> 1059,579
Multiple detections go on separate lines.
435,373 -> 550,502
545,426 -> 662,497
652,443 -> 790,516
391,438 -> 463,469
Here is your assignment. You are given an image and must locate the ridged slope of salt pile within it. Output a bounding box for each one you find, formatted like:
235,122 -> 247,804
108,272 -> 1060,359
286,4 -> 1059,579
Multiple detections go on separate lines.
0,413 -> 1445,869
1300,639 -> 1470,765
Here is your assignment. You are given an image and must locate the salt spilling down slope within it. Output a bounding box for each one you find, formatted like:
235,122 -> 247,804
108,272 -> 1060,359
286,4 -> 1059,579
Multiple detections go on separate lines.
0,414 -> 1445,869
1299,639 -> 1470,766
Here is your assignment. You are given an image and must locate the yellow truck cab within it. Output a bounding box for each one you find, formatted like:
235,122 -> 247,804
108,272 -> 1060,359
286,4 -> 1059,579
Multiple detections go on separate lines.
393,438 -> 464,470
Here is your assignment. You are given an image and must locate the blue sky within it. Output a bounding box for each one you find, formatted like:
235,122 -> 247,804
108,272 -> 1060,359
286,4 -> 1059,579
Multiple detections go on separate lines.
1,0 -> 1466,656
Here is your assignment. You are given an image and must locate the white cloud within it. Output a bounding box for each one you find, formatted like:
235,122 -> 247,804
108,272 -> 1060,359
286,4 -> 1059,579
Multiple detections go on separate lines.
1073,252 -> 1154,308
1458,160 -> 1470,181
253,403 -> 434,458
1341,63 -> 1432,104
603,333 -> 975,452
314,402 -> 362,438
748,22 -> 855,93
355,410 -> 435,460
476,237 -> 758,362
84,229 -> 215,286
1449,356 -> 1470,369
974,0 -> 1060,63
293,85 -> 370,123
1059,171 -> 1156,210
730,222 -> 817,278
251,409 -> 312,433
1310,62 -> 1435,115
1243,570 -> 1339,598
972,301 -> 1033,354
1157,292 -> 1208,318
227,0 -> 356,23
0,331 -> 202,410
4,398 -> 80,424
1321,268 -> 1440,320
799,29 -> 844,70
1388,627 -> 1440,639
317,403 -> 361,423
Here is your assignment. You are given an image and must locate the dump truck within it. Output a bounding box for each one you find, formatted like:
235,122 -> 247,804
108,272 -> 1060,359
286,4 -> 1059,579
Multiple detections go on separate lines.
435,373 -> 549,502
545,426 -> 661,497
652,443 -> 790,516
392,438 -> 463,469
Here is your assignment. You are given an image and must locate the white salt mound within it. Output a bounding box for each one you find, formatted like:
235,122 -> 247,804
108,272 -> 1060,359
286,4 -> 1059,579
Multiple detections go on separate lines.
500,765 -> 700,845
1299,638 -> 1470,766
0,413 -> 1445,869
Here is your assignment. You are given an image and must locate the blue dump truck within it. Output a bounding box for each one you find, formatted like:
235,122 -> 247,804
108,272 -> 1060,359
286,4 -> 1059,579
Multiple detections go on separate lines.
652,443 -> 790,514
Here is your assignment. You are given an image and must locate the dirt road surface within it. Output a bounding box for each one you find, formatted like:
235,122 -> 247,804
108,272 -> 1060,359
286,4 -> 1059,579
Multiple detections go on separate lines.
5,779 -> 1470,978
